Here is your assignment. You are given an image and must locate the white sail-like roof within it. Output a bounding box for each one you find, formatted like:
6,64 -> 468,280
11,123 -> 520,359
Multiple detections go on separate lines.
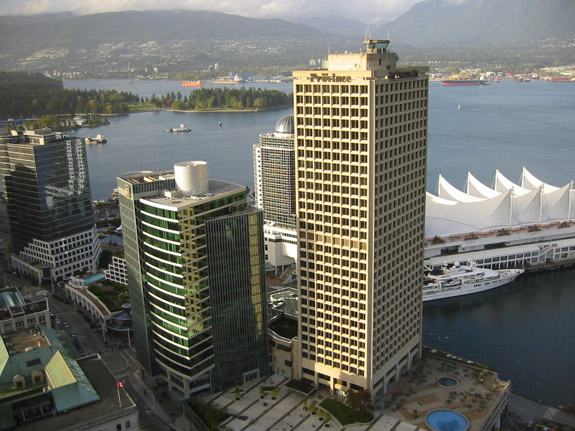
437,175 -> 484,202
465,173 -> 500,199
494,169 -> 530,196
511,187 -> 542,225
521,167 -> 559,192
426,168 -> 575,238
427,190 -> 512,235
544,183 -> 571,221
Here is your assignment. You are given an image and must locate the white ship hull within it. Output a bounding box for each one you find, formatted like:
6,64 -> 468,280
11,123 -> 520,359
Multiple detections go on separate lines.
423,266 -> 523,302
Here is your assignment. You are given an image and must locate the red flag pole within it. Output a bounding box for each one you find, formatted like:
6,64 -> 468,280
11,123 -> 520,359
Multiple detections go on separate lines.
117,381 -> 123,408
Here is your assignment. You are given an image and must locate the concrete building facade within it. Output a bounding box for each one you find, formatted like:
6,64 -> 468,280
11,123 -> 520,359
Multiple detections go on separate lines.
253,115 -> 298,273
104,255 -> 128,285
293,40 -> 429,398
0,287 -> 50,335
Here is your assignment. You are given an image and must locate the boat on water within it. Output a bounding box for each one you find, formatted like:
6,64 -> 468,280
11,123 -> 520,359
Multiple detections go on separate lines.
182,80 -> 204,87
442,73 -> 489,86
212,74 -> 244,84
423,263 -> 523,302
85,134 -> 107,144
549,77 -> 575,82
164,124 -> 191,133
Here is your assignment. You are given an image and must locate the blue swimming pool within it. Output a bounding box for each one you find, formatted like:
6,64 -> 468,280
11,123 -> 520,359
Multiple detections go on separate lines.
84,273 -> 105,284
438,377 -> 458,387
426,410 -> 469,431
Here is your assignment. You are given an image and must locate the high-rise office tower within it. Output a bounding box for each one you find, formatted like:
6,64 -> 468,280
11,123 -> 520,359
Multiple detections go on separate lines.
253,115 -> 297,273
118,161 -> 269,397
0,129 -> 100,281
293,40 -> 428,398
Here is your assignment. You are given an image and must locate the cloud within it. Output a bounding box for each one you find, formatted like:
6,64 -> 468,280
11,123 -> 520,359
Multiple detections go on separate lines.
0,0 -> 422,21
440,0 -> 472,4
19,0 -> 52,14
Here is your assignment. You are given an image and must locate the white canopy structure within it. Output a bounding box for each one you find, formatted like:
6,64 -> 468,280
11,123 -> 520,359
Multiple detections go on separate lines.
426,168 -> 575,238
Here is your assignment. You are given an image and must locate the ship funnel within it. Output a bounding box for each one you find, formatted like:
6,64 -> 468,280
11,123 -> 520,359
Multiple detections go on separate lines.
174,161 -> 208,194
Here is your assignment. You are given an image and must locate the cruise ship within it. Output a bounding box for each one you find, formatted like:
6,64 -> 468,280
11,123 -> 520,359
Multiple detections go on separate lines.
423,263 -> 523,302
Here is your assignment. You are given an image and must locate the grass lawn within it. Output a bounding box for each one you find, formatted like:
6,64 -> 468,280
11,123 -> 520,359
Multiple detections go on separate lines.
320,397 -> 373,425
127,102 -> 159,112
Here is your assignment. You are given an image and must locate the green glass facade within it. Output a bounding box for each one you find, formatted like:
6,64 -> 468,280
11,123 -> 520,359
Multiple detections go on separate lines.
206,210 -> 268,391
117,173 -> 175,376
118,170 -> 269,396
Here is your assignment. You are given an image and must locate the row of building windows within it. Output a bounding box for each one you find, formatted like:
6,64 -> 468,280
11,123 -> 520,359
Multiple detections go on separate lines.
296,95 -> 369,106
295,84 -> 369,94
295,80 -> 427,96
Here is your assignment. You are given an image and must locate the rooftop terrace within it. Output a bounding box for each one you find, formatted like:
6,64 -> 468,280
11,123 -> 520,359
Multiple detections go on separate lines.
378,350 -> 510,431
193,350 -> 509,431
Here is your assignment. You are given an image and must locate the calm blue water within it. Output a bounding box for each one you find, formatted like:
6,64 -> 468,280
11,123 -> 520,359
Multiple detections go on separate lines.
64,78 -> 575,405
426,409 -> 469,431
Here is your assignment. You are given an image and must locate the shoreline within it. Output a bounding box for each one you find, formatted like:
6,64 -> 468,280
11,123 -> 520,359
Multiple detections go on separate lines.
120,104 -> 293,115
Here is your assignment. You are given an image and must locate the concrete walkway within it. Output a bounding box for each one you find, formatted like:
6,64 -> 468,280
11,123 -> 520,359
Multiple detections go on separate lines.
509,393 -> 575,430
128,370 -> 175,426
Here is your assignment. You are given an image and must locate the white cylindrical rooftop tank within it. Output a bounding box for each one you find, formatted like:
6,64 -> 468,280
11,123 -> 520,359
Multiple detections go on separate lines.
174,161 -> 208,194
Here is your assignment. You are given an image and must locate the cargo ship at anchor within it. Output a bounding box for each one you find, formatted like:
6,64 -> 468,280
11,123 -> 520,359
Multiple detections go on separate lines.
182,80 -> 204,87
212,74 -> 244,84
442,74 -> 489,86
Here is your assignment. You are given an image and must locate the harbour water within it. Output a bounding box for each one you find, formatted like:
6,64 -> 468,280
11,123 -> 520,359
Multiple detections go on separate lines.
65,78 -> 575,405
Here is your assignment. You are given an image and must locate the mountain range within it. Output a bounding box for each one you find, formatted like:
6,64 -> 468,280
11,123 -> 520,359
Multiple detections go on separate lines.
0,0 -> 572,76
0,10 -> 325,57
375,0 -> 575,47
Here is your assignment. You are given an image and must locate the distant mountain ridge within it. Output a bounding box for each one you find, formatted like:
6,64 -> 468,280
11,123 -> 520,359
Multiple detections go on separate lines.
0,10 -> 324,56
376,0 -> 575,46
289,16 -> 372,37
0,4 -> 573,77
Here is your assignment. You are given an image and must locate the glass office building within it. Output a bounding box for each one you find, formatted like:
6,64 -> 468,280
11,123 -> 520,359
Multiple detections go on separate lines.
0,129 -> 100,281
118,161 -> 268,397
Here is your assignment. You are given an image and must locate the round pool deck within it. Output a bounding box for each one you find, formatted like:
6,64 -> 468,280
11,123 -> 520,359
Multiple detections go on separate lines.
426,409 -> 469,431
437,376 -> 459,388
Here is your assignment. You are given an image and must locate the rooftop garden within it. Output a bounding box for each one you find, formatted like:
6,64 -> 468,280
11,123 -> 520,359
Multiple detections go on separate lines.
88,281 -> 128,312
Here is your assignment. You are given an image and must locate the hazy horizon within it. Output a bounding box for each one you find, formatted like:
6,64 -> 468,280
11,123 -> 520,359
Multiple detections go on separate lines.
0,0 -> 435,23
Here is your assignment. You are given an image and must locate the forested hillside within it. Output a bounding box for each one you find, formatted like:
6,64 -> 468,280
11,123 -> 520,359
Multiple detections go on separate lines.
0,72 -> 139,120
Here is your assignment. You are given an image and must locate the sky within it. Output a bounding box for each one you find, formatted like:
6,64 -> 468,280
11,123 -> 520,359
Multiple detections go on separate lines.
0,0 -> 434,23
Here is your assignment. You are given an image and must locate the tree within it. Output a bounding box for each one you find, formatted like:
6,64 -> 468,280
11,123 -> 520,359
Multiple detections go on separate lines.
99,249 -> 113,269
346,389 -> 374,416
171,101 -> 185,111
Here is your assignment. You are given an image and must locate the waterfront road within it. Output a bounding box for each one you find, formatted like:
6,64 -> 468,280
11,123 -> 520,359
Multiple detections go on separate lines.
509,393 -> 575,429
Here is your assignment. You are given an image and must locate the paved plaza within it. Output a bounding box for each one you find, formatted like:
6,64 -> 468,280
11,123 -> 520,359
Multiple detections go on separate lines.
192,352 -> 509,431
